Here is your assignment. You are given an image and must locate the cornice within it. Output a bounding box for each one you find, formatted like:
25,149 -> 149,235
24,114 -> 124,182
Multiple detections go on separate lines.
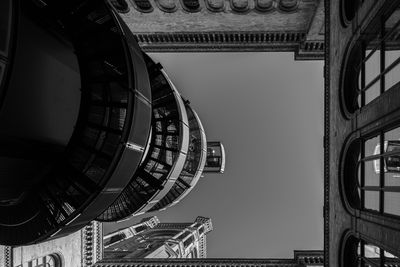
135,32 -> 324,59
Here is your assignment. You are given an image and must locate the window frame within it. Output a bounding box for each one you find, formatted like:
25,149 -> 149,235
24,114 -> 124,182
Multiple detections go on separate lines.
342,4 -> 400,116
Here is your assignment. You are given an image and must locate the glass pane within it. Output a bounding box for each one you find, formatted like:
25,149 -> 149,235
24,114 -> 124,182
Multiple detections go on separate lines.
365,136 -> 380,157
384,8 -> 400,91
384,127 -> 400,174
365,81 -> 380,105
364,244 -> 380,258
385,51 -> 400,90
385,7 -> 400,32
385,171 -> 400,186
364,191 -> 380,211
384,192 -> 400,216
385,126 -> 400,140
365,160 -> 380,186
365,49 -> 381,86
384,249 -> 399,265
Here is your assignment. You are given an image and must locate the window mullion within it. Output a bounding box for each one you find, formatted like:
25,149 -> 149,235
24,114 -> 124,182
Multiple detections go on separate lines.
380,17 -> 385,95
380,132 -> 385,214
361,240 -> 365,267
361,141 -> 365,209
361,42 -> 366,107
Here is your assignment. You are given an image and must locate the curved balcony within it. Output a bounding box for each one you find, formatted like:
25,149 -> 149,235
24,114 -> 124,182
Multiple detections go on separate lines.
0,0 -> 151,245
149,103 -> 207,212
97,54 -> 189,221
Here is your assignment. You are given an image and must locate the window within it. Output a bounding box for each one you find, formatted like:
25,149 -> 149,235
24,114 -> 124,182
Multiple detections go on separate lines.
342,5 -> 400,114
342,235 -> 400,267
344,125 -> 400,217
183,235 -> 195,248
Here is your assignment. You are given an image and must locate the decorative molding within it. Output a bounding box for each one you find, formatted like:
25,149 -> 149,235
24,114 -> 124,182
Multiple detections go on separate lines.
130,0 -> 154,12
136,31 -> 304,44
134,32 -> 323,59
124,0 -> 306,13
278,0 -> 299,13
204,0 -> 225,12
181,0 -> 202,12
1,246 -> 13,267
294,250 -> 324,266
155,0 -> 179,12
83,221 -> 103,267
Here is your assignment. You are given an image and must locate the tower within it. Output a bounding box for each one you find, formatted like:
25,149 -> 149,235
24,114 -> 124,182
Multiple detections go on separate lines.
103,216 -> 213,258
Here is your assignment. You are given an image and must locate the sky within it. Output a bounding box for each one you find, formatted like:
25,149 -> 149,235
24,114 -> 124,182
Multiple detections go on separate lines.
103,52 -> 324,258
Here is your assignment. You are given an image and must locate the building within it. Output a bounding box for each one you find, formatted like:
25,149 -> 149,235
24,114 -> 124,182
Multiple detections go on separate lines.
111,0 -> 325,60
94,252 -> 324,267
103,216 -> 213,258
325,0 -> 400,266
0,221 -> 102,267
0,0 -> 225,247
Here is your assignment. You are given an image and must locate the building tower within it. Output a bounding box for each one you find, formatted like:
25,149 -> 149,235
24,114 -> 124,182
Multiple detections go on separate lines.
103,216 -> 213,258
0,0 -> 225,246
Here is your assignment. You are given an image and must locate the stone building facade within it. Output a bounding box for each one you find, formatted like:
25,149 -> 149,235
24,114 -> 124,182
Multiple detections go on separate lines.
326,0 -> 400,265
0,221 -> 102,267
114,0 -> 324,60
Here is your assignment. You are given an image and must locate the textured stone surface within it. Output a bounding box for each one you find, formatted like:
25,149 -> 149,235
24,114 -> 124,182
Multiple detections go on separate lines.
121,0 -> 317,32
117,0 -> 323,58
12,231 -> 82,267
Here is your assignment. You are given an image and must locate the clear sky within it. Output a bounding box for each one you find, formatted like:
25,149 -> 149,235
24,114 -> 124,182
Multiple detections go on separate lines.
103,52 -> 324,258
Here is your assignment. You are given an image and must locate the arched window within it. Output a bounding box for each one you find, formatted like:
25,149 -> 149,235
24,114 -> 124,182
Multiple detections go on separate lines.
343,125 -> 400,217
342,4 -> 400,115
341,234 -> 400,266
